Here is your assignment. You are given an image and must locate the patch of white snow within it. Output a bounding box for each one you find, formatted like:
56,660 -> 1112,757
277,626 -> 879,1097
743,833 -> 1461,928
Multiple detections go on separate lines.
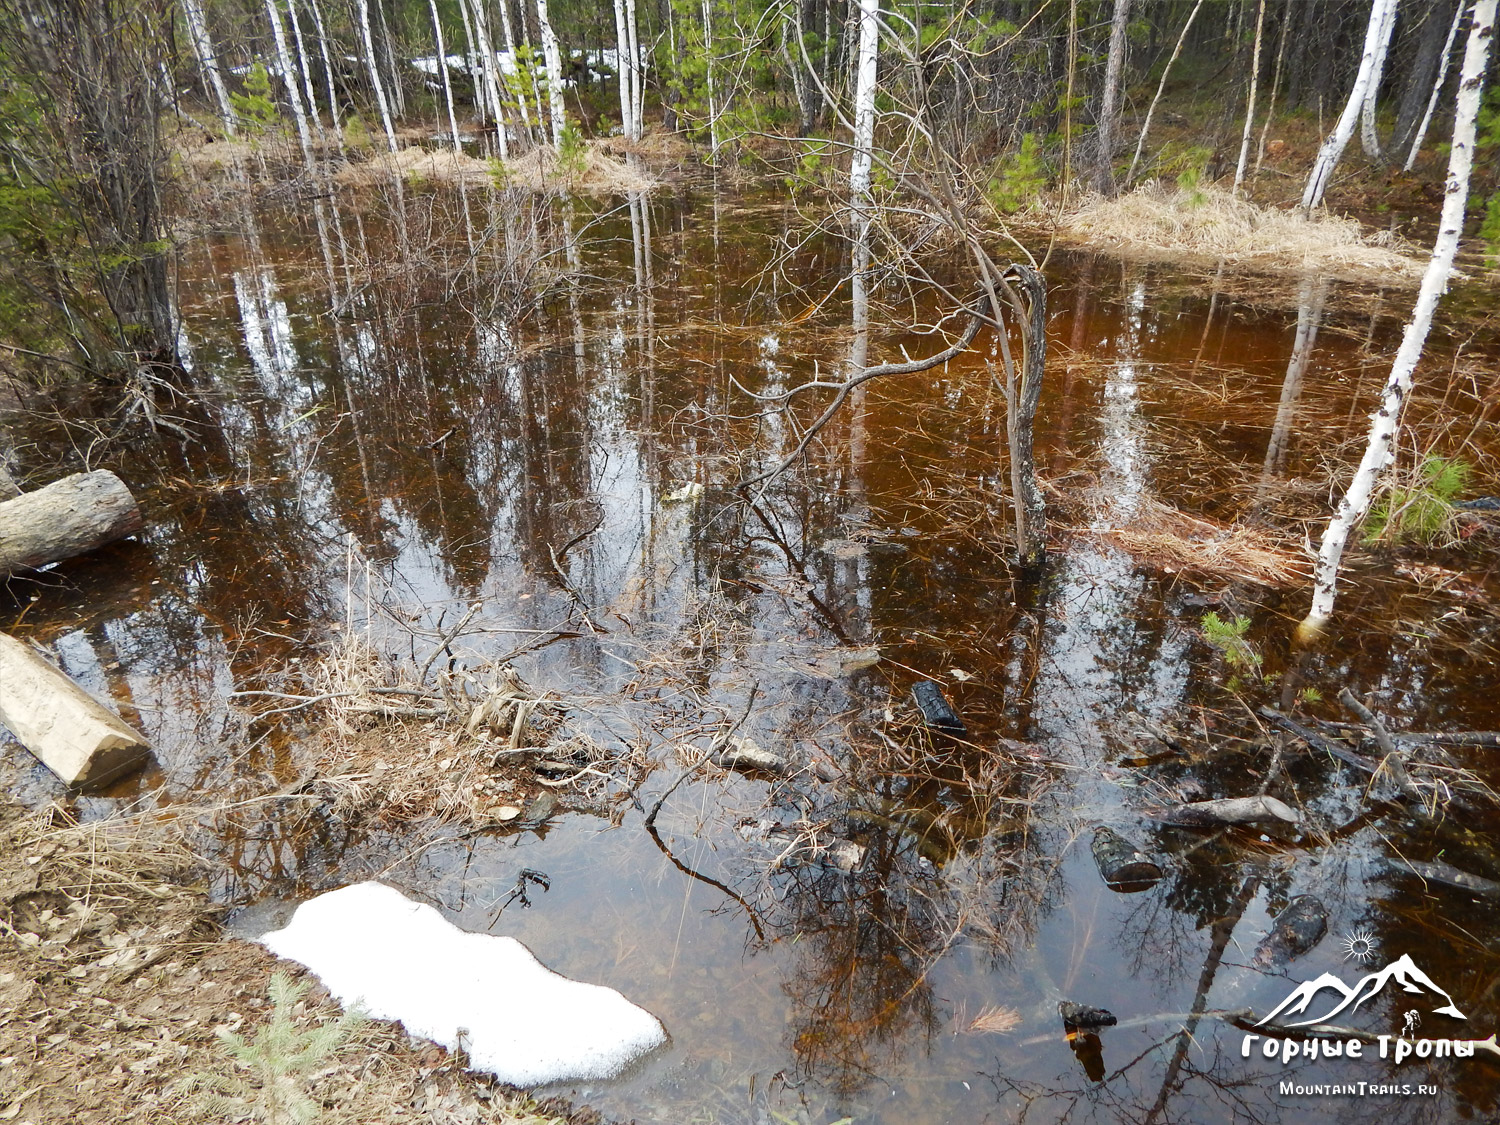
259,881 -> 667,1085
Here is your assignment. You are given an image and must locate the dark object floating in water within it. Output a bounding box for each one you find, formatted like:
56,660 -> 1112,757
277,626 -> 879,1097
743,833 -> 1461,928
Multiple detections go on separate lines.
1059,1001 -> 1117,1030
911,681 -> 967,736
1253,894 -> 1328,966
1091,826 -> 1162,891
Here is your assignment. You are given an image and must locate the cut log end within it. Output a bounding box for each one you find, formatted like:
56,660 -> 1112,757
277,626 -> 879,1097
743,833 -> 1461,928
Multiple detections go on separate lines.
0,633 -> 151,790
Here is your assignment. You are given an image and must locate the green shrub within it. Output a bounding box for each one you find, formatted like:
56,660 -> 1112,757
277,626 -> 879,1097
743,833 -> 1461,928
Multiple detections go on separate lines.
1365,456 -> 1470,546
1202,612 -> 1261,692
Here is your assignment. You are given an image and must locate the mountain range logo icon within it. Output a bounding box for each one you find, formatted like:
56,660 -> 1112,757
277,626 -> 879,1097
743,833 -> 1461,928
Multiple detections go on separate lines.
1258,954 -> 1466,1028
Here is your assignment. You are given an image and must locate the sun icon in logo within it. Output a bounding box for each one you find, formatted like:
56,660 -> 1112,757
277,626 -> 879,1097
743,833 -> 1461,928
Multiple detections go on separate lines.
1341,929 -> 1379,963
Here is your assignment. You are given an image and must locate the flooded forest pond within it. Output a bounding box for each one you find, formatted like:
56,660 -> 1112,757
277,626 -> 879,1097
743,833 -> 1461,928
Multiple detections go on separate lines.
4,177 -> 1499,1124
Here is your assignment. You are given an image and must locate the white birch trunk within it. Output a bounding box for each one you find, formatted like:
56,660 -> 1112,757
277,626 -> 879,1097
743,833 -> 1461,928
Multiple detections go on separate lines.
358,0 -> 400,152
286,0 -> 327,150
1127,0 -> 1201,186
469,0 -> 511,156
1094,0 -> 1132,197
455,0 -> 483,125
850,0 -> 879,207
429,0 -> 463,150
1359,0 -> 1400,159
497,0 -> 536,137
1232,0 -> 1266,192
182,0 -> 237,136
1404,0 -> 1464,170
702,0 -> 720,157
626,0 -> 643,140
1300,0 -> 1496,639
1301,0 -> 1400,212
613,0 -> 632,135
265,0 -> 317,171
536,0 -> 567,147
306,0 -> 345,149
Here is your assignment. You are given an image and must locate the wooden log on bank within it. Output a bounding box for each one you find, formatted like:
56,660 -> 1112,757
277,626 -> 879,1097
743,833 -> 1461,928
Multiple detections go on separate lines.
0,633 -> 150,789
0,470 -> 143,573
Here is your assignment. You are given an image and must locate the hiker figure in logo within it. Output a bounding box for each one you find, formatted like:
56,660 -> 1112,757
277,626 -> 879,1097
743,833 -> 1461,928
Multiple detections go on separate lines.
1403,1009 -> 1421,1035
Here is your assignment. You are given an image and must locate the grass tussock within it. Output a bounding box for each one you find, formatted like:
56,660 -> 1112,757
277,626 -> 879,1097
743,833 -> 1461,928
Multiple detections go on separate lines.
333,145 -> 495,188
501,141 -> 657,195
1059,184 -> 1425,285
1099,495 -> 1309,586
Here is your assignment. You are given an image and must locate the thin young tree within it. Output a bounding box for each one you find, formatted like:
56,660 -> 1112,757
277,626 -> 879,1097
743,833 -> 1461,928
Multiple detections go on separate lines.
305,0 -> 344,150
1299,0 -> 1496,639
1301,0 -> 1399,213
429,0 -> 463,150
1127,0 -> 1202,186
284,0 -> 326,151
1232,0 -> 1266,192
626,0 -> 642,139
1403,1 -> 1465,170
467,0 -> 511,157
613,0 -> 633,135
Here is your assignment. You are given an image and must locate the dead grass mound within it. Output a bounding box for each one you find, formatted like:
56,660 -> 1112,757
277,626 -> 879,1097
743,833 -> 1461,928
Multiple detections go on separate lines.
502,142 -> 657,195
1097,495 -> 1309,586
1059,184 -> 1426,285
335,144 -> 495,188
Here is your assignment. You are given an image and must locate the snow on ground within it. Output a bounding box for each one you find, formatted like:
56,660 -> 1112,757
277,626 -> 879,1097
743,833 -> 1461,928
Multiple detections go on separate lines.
259,881 -> 667,1085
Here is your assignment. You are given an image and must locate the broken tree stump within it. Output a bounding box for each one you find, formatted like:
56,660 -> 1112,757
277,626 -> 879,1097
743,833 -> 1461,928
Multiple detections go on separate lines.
0,632 -> 150,789
0,470 -> 144,573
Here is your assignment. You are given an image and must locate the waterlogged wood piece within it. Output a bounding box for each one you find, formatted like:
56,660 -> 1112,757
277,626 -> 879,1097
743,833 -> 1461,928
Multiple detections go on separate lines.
1059,1001 -> 1117,1030
1091,826 -> 1162,890
0,633 -> 149,789
911,680 -> 967,736
1156,794 -> 1300,828
0,471 -> 143,573
1253,894 -> 1329,966
1389,858 -> 1500,898
712,736 -> 787,775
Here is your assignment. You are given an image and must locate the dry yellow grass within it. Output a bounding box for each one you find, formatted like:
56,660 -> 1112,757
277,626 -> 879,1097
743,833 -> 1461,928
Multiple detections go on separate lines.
1059,184 -> 1426,285
501,141 -> 657,195
1097,495 -> 1310,586
334,144 -> 496,187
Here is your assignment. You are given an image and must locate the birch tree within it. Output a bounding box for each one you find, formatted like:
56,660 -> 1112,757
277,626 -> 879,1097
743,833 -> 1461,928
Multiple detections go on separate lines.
1232,0 -> 1265,192
264,0 -> 316,171
284,0 -> 326,150
1094,0 -> 1132,197
613,0 -> 633,135
1359,0 -> 1400,160
429,0 -> 462,150
626,0 -> 643,140
182,0 -> 237,136
357,0 -> 400,152
1300,0 -> 1399,213
467,0 -> 510,156
1299,0 -> 1496,640
306,0 -> 344,150
535,0 -> 567,146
